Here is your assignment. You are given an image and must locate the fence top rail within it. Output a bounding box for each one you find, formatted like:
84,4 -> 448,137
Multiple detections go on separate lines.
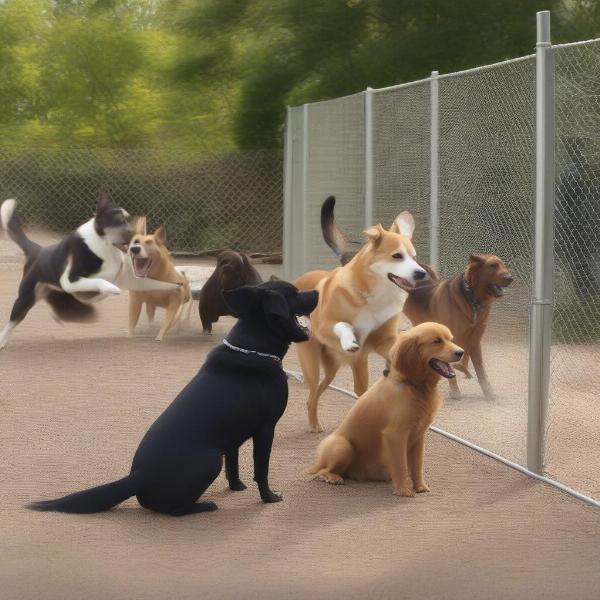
370,76 -> 432,95
437,53 -> 535,81
298,91 -> 365,110
553,36 -> 600,50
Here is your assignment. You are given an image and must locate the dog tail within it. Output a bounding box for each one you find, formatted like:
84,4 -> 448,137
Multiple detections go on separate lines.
45,290 -> 97,322
26,474 -> 138,514
321,196 -> 346,259
1,199 -> 41,259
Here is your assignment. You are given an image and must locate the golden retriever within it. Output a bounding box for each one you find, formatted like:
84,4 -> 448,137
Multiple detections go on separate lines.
306,322 -> 463,497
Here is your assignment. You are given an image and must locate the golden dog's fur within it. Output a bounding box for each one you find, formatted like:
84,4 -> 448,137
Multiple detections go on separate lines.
403,254 -> 512,399
294,213 -> 426,432
307,323 -> 463,496
128,218 -> 191,341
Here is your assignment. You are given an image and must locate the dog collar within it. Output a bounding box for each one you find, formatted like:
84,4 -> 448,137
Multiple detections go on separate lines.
223,339 -> 282,364
460,275 -> 485,321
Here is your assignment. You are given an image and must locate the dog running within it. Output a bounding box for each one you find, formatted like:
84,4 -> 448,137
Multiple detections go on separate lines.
0,193 -> 180,349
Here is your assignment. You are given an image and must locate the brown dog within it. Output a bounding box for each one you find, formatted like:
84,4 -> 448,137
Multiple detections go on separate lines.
307,322 -> 463,496
294,211 -> 427,433
198,250 -> 262,333
403,254 -> 513,400
128,218 -> 191,341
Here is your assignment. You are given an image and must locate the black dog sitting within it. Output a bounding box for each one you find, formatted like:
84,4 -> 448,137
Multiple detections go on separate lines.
199,250 -> 262,333
28,281 -> 318,516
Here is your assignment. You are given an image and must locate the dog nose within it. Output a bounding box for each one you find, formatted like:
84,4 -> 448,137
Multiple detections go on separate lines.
503,274 -> 514,285
130,246 -> 141,255
413,269 -> 427,281
454,349 -> 464,359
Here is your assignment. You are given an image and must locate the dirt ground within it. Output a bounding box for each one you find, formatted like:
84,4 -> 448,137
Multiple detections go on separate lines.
1,247 -> 600,599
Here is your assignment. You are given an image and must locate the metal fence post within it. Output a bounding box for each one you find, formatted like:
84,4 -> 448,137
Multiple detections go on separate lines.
300,103 -> 309,276
528,10 -> 555,474
283,107 -> 293,280
429,70 -> 440,271
365,87 -> 374,228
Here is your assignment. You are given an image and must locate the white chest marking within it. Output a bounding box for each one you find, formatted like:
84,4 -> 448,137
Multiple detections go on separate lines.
77,219 -> 123,282
353,282 -> 406,344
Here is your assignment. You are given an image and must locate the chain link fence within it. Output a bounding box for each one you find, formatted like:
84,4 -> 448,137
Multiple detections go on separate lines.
0,148 -> 283,256
285,31 -> 600,501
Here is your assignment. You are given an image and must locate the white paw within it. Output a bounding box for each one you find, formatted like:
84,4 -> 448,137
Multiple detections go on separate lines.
99,282 -> 121,295
341,335 -> 360,352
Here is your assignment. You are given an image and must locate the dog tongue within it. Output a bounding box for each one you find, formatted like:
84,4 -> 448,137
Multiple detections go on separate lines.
430,358 -> 456,379
133,258 -> 149,277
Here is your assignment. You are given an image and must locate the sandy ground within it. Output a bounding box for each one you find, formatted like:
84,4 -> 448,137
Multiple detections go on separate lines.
1,245 -> 600,599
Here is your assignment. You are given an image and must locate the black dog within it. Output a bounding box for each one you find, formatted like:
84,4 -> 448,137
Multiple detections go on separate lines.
198,250 -> 262,333
27,281 -> 319,516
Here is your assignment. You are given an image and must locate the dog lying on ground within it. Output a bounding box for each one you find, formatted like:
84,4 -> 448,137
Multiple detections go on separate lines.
403,254 -> 512,399
294,199 -> 426,432
307,322 -> 463,496
198,250 -> 262,333
128,217 -> 192,341
0,193 -> 180,350
27,281 -> 319,516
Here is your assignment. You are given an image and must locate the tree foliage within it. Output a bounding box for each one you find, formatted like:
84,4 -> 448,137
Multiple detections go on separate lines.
0,0 -> 598,150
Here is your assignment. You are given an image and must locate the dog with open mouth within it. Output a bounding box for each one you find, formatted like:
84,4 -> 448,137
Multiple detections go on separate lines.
128,217 -> 191,341
306,322 -> 463,497
403,253 -> 513,400
0,192 -> 181,350
293,203 -> 426,432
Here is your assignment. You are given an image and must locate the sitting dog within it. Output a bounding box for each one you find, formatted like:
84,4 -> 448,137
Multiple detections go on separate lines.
403,254 -> 513,400
307,322 -> 463,497
0,193 -> 180,349
198,250 -> 262,333
128,217 -> 192,341
294,199 -> 426,432
27,281 -> 319,516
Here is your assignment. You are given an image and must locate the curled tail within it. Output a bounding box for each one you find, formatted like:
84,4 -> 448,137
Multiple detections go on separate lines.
0,199 -> 41,259
320,196 -> 359,266
27,474 -> 137,514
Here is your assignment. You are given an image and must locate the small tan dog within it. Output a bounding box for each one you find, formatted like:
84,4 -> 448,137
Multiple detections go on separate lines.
306,322 -> 463,497
128,217 -> 191,341
294,211 -> 426,432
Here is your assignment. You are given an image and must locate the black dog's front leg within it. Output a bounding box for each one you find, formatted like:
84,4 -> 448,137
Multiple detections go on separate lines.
253,423 -> 282,503
225,448 -> 247,491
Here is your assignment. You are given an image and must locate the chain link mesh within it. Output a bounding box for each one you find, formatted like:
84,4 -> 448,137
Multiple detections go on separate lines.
549,40 -> 600,497
0,147 -> 282,255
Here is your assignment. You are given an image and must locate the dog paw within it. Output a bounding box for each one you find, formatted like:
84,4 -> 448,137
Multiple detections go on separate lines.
483,390 -> 496,401
317,472 -> 344,485
228,480 -> 247,492
449,390 -> 462,401
393,487 -> 416,498
414,482 -> 430,493
100,282 -> 121,295
261,490 -> 283,503
341,338 -> 360,352
309,421 -> 324,434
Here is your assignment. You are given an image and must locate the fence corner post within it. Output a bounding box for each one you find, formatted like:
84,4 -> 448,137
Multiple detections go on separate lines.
283,106 -> 293,280
429,70 -> 440,271
365,87 -> 374,228
528,10 -> 555,475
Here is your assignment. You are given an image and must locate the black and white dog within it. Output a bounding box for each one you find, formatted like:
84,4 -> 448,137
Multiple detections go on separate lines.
28,281 -> 319,516
0,192 -> 180,349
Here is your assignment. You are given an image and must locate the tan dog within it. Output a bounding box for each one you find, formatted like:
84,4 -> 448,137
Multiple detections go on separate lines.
403,254 -> 512,400
294,211 -> 426,432
128,217 -> 191,341
307,322 -> 463,497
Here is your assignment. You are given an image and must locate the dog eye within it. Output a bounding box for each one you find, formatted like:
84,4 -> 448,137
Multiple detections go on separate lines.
433,338 -> 442,344
392,252 -> 404,260
489,262 -> 499,269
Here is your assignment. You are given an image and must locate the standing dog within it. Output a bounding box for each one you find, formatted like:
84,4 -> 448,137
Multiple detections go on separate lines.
198,250 -> 262,333
27,281 -> 319,516
294,205 -> 426,432
403,254 -> 513,399
0,194 -> 179,349
307,323 -> 463,496
128,217 -> 191,341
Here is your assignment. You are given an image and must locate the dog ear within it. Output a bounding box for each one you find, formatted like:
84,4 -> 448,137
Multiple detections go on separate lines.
469,254 -> 486,266
96,189 -> 112,214
222,286 -> 261,318
262,290 -> 289,330
364,224 -> 385,246
154,226 -> 167,246
134,216 -> 147,236
390,211 -> 415,239
392,334 -> 424,381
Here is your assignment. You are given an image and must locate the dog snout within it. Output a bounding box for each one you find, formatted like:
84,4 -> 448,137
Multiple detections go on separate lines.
453,349 -> 464,360
503,274 -> 514,285
413,269 -> 427,281
130,246 -> 141,255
